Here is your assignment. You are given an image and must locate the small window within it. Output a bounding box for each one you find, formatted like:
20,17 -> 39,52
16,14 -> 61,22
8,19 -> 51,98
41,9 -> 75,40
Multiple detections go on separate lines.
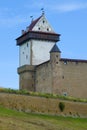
64,61 -> 67,65
43,20 -> 45,23
56,55 -> 58,58
47,28 -> 49,31
56,62 -> 58,64
38,27 -> 40,30
27,43 -> 28,47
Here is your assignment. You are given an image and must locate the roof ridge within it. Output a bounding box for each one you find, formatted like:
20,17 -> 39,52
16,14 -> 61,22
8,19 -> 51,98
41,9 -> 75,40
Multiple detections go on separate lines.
28,15 -> 42,31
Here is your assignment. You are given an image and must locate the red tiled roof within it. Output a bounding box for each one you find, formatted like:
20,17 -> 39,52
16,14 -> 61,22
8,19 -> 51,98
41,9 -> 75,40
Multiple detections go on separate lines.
28,15 -> 42,31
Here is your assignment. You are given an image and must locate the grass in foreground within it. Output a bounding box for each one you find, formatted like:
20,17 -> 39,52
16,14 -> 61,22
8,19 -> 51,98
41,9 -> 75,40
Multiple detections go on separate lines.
0,106 -> 87,130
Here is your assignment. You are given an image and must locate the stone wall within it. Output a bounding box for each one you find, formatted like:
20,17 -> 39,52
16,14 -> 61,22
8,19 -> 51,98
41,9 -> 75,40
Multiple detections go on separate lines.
18,52 -> 87,98
53,60 -> 87,98
18,65 -> 35,91
35,61 -> 53,93
35,52 -> 87,98
0,93 -> 87,118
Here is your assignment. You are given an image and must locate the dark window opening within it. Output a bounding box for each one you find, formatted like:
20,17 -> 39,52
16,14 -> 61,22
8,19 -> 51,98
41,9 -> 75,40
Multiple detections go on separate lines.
43,20 -> 45,23
64,61 -> 67,65
38,27 -> 40,30
47,28 -> 49,31
27,43 -> 28,47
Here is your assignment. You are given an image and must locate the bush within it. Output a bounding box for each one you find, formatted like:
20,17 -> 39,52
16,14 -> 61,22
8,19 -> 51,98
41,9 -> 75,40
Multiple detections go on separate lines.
59,102 -> 65,112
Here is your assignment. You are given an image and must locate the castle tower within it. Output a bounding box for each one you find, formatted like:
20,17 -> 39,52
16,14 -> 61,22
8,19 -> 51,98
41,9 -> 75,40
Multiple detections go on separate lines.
50,44 -> 62,94
16,13 -> 60,90
50,44 -> 61,65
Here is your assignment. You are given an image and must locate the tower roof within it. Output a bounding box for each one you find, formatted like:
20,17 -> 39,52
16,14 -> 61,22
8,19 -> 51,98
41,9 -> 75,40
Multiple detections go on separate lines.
50,44 -> 61,53
25,13 -> 55,33
28,15 -> 42,31
16,14 -> 60,45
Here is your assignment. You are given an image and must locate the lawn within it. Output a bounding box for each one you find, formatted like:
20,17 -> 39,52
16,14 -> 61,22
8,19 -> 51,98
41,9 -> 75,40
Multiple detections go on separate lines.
0,106 -> 87,130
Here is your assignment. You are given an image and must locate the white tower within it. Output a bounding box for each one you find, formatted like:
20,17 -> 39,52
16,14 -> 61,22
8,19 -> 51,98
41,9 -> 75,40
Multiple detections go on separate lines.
16,13 -> 60,90
16,13 -> 60,66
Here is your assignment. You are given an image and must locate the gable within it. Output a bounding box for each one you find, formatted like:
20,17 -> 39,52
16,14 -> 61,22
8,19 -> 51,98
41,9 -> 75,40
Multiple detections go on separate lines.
32,15 -> 55,33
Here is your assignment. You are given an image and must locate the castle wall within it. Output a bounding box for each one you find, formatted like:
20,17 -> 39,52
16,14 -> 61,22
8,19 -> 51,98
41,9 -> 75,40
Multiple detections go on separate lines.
18,65 -> 35,91
53,60 -> 87,98
35,53 -> 87,98
35,61 -> 53,93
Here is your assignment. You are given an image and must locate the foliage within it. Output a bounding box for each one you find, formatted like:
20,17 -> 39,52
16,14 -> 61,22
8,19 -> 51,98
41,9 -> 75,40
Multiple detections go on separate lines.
59,102 -> 65,112
0,87 -> 87,103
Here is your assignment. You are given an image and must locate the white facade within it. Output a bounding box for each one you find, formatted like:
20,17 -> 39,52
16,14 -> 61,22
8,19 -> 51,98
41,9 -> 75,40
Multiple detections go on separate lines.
19,14 -> 57,66
32,40 -> 55,65
19,41 -> 30,66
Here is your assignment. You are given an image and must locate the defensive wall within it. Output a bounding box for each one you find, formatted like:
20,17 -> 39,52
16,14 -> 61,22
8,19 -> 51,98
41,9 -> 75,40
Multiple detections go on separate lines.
35,61 -> 52,93
0,93 -> 87,118
18,51 -> 87,99
34,52 -> 87,98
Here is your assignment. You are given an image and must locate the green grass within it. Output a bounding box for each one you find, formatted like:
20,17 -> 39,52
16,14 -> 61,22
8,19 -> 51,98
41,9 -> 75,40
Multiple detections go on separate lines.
0,106 -> 87,130
0,87 -> 87,103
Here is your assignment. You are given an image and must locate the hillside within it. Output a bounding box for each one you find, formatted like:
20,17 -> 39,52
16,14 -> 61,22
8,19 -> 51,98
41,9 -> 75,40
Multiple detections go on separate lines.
0,106 -> 87,130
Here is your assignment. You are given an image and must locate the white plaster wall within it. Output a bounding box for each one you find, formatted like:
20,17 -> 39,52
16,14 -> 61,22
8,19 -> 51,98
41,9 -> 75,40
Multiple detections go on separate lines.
32,40 -> 55,65
19,41 -> 30,66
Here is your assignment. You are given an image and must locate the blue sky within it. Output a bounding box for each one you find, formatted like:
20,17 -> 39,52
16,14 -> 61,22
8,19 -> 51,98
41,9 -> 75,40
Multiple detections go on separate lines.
0,0 -> 87,89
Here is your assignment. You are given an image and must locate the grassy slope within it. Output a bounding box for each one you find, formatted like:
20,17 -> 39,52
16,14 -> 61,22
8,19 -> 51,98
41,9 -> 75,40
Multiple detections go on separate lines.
0,106 -> 87,130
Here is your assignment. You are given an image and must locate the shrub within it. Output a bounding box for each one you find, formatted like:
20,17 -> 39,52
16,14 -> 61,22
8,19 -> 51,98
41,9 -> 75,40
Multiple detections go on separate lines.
59,102 -> 65,112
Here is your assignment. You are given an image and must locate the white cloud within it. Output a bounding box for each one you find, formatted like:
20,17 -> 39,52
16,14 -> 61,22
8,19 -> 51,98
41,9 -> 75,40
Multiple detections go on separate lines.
0,1 -> 87,28
46,2 -> 87,13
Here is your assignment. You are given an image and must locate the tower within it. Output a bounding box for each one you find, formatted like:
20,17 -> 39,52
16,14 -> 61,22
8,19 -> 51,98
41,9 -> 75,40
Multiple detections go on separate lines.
50,44 -> 62,94
50,44 -> 61,64
16,13 -> 60,90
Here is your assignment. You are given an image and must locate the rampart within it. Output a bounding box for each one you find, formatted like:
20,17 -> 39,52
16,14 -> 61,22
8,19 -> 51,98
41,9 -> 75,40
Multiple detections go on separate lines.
34,56 -> 87,98
0,93 -> 87,118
